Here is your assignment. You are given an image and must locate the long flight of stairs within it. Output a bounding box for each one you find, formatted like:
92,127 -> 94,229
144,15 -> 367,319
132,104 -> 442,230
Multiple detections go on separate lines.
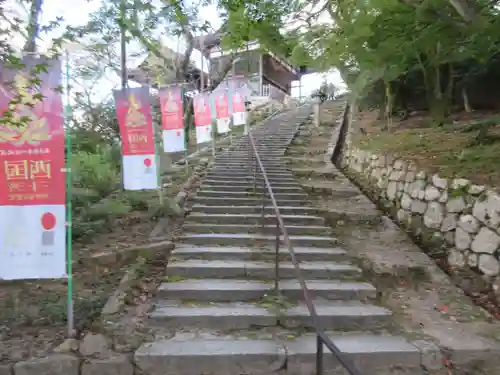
134,105 -> 428,375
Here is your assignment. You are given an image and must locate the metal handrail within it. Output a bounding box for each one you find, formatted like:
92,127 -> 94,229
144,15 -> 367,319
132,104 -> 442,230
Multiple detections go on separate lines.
247,128 -> 364,375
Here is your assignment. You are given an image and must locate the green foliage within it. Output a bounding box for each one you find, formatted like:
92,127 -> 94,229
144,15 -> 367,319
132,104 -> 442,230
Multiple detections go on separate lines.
283,0 -> 500,122
72,147 -> 119,197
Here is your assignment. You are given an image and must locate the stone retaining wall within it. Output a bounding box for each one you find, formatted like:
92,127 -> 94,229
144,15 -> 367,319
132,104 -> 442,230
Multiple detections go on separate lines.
0,333 -> 138,375
336,105 -> 500,297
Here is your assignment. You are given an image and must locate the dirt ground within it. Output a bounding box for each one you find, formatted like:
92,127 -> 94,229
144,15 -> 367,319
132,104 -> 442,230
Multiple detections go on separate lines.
353,109 -> 500,187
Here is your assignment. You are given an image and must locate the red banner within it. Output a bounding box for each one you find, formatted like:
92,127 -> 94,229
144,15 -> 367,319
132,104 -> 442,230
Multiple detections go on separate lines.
232,88 -> 246,113
193,93 -> 212,127
214,89 -> 229,119
159,87 -> 183,130
113,87 -> 155,156
0,57 -> 65,206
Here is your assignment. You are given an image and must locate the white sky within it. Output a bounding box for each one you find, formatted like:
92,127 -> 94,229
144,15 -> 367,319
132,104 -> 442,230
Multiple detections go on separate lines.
7,0 -> 345,101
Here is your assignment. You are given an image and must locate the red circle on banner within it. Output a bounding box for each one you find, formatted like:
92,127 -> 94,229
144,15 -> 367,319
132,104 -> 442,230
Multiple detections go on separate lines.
144,158 -> 152,167
41,212 -> 56,230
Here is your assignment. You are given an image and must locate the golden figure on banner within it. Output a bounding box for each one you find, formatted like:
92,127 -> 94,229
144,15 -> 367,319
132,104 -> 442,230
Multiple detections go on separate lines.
0,72 -> 51,145
164,90 -> 178,112
126,94 -> 147,128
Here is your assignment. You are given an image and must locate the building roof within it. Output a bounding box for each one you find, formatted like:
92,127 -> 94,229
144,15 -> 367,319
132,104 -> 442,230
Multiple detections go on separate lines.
127,45 -> 203,87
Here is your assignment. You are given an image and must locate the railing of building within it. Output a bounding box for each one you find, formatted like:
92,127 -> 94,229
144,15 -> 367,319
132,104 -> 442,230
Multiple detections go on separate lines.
261,84 -> 271,97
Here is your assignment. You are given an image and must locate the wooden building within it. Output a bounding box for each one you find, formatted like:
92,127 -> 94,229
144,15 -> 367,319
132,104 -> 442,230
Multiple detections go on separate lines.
194,33 -> 299,101
127,33 -> 301,103
127,46 -> 208,90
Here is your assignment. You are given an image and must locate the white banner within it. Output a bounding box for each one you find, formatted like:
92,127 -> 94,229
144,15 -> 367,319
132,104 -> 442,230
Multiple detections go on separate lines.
217,117 -> 230,134
122,154 -> 158,190
163,129 -> 186,152
196,124 -> 212,144
0,204 -> 66,280
233,111 -> 247,126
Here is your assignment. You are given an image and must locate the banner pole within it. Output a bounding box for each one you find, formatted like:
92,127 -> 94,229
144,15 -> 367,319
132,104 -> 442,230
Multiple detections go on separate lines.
182,87 -> 188,174
211,119 -> 216,157
151,87 -> 163,206
64,49 -> 74,338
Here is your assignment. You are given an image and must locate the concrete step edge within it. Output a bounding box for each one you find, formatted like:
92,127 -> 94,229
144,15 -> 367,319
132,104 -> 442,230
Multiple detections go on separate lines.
183,223 -> 330,231
134,333 -> 423,374
158,279 -> 374,294
186,213 -> 322,219
149,302 -> 392,323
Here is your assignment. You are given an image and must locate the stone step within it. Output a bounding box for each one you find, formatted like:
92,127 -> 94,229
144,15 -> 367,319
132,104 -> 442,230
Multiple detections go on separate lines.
199,184 -> 304,193
196,190 -> 307,200
205,171 -> 294,179
324,208 -> 381,226
166,259 -> 359,280
182,223 -> 330,236
213,159 -> 285,164
157,278 -> 375,301
190,204 -> 319,216
299,183 -> 361,199
148,301 -> 392,331
209,168 -> 290,175
180,232 -> 336,247
202,179 -> 301,187
186,213 -> 325,226
291,168 -> 340,178
134,332 -> 422,375
171,246 -> 347,262
285,156 -> 325,164
214,157 -> 284,162
210,165 -> 286,171
215,154 -> 284,159
211,164 -> 289,169
191,196 -> 309,207
204,174 -> 296,182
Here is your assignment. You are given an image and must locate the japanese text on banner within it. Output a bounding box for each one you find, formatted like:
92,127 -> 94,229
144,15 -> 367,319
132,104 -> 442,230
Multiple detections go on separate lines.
0,57 -> 67,280
193,93 -> 212,127
214,90 -> 229,119
113,87 -> 155,155
232,88 -> 246,114
159,87 -> 184,131
0,57 -> 65,207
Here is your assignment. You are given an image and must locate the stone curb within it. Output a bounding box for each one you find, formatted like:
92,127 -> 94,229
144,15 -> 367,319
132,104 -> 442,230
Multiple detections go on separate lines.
99,240 -> 175,316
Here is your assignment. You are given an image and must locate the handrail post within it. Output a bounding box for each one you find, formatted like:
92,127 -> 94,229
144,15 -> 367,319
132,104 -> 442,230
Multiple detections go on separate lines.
261,176 -> 266,231
316,334 -> 324,375
274,217 -> 280,294
253,152 -> 257,194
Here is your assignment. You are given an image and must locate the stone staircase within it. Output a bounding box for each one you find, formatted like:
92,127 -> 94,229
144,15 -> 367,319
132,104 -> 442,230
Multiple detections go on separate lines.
134,105 -> 428,375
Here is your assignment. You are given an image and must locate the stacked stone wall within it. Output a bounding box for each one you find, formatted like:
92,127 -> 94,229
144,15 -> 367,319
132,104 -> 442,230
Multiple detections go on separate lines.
336,105 -> 500,297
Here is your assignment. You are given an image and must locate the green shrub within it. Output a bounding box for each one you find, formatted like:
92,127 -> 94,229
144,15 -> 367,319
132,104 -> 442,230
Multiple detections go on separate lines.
72,146 -> 120,197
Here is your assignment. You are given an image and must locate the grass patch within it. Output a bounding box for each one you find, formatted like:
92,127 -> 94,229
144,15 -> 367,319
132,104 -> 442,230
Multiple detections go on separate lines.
353,119 -> 500,187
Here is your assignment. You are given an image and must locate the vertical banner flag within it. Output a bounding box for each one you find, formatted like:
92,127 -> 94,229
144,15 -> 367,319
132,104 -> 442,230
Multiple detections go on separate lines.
0,57 -> 66,280
193,93 -> 212,144
214,89 -> 230,134
159,86 -> 185,153
232,87 -> 247,126
114,86 -> 158,191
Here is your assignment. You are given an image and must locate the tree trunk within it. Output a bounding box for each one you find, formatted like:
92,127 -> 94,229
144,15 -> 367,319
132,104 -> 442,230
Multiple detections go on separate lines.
23,0 -> 43,53
383,81 -> 392,131
462,87 -> 472,112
